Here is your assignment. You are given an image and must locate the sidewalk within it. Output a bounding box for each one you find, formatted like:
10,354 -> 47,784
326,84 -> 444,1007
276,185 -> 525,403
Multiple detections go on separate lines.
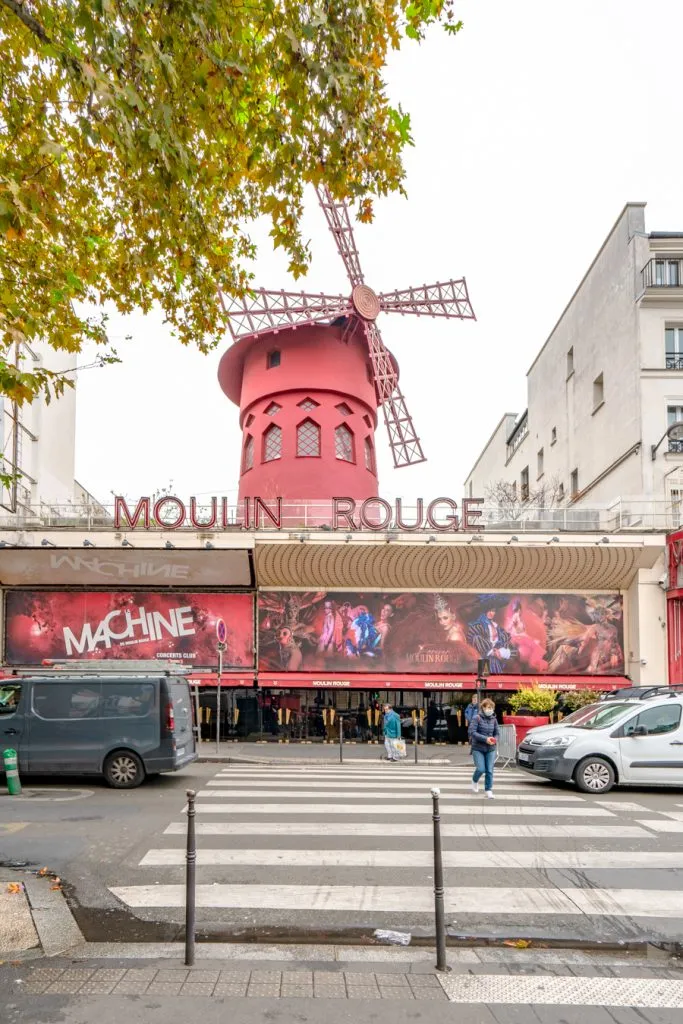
0,869 -> 83,961
2,945 -> 682,1022
196,741 -> 471,765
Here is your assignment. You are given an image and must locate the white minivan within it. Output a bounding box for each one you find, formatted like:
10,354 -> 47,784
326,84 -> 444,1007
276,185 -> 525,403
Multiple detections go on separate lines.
516,693 -> 683,793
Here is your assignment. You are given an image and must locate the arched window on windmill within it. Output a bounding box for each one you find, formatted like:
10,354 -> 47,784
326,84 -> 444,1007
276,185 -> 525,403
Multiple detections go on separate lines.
242,434 -> 254,472
263,423 -> 282,462
297,418 -> 321,457
364,436 -> 376,474
335,423 -> 355,463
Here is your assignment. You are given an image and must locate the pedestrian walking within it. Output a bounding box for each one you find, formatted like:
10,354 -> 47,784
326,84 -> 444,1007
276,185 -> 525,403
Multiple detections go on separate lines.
464,693 -> 479,728
382,703 -> 404,761
469,697 -> 498,798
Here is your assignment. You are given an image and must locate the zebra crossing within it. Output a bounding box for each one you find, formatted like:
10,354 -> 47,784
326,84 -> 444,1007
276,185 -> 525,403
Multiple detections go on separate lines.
110,762 -> 683,944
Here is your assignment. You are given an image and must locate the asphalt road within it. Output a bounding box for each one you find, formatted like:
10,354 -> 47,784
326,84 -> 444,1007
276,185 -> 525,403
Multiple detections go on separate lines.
2,760 -> 683,945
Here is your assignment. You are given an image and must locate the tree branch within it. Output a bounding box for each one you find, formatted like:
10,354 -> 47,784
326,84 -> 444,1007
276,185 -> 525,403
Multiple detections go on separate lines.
1,0 -> 83,76
0,0 -> 50,44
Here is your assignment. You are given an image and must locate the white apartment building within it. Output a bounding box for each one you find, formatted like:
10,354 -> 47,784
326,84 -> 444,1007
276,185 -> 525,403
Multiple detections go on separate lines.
465,203 -> 683,520
0,340 -> 95,515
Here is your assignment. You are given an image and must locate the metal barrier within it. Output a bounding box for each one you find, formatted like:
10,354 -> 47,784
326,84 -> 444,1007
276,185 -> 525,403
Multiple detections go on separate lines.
496,724 -> 517,768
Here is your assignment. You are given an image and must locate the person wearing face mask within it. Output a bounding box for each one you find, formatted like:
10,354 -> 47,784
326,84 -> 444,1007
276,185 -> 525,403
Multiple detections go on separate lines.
469,697 -> 499,799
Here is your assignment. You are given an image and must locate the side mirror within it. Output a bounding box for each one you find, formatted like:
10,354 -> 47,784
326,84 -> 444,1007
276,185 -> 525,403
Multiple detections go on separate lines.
632,725 -> 647,737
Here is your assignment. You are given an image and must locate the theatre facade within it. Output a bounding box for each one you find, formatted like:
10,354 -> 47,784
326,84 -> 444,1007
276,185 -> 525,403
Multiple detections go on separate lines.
0,499 -> 669,742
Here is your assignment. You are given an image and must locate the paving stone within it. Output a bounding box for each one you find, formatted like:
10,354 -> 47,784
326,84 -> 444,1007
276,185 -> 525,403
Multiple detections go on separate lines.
113,980 -> 152,995
214,981 -> 249,998
250,970 -> 281,983
44,980 -> 85,994
79,979 -> 121,995
121,969 -> 158,981
247,986 -> 281,997
412,987 -> 449,1002
219,970 -> 251,981
282,970 -> 313,984
155,969 -> 189,982
59,968 -> 97,981
186,970 -> 220,984
379,986 -> 415,999
180,982 -> 216,997
408,974 -> 441,988
92,969 -> 127,982
344,972 -> 380,988
20,980 -> 53,994
25,968 -> 65,982
147,982 -> 183,995
375,972 -> 411,986
346,988 -> 381,999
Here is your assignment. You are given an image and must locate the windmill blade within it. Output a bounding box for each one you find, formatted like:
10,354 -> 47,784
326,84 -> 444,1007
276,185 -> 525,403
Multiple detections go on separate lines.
379,279 -> 475,320
363,320 -> 426,468
220,288 -> 353,341
315,186 -> 365,288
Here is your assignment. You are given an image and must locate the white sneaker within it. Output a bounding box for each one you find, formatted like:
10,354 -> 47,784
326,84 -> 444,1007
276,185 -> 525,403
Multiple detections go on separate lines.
485,790 -> 494,799
471,781 -> 479,793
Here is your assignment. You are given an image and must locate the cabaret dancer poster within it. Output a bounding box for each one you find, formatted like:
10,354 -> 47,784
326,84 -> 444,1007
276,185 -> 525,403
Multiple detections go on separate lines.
257,591 -> 624,676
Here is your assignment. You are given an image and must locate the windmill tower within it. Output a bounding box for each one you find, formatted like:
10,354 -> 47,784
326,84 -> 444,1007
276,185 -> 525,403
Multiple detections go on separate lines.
218,188 -> 475,522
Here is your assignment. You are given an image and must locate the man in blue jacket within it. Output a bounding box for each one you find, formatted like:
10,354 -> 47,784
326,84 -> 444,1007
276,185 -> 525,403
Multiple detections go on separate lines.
382,703 -> 402,761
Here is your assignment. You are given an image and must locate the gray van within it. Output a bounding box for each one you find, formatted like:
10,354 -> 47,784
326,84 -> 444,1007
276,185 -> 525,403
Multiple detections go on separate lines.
0,668 -> 197,788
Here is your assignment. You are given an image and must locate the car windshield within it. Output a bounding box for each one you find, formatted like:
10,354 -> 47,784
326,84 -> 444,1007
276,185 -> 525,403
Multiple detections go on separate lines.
561,702 -> 635,730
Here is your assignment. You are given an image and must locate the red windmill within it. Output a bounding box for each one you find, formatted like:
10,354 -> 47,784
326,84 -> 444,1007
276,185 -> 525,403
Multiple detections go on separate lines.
218,188 -> 475,521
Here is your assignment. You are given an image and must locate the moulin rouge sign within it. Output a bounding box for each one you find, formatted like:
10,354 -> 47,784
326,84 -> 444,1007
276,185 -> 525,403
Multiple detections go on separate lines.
114,496 -> 486,533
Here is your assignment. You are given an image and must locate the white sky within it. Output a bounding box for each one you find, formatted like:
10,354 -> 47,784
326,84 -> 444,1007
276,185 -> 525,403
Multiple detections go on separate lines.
74,0 -> 683,505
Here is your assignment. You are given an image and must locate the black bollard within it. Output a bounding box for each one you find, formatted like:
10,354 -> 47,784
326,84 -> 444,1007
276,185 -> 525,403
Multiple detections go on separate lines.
431,787 -> 450,973
185,789 -> 197,966
339,714 -> 344,764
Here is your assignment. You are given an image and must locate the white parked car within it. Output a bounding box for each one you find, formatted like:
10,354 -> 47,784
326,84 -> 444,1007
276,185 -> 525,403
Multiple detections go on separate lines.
516,693 -> 683,793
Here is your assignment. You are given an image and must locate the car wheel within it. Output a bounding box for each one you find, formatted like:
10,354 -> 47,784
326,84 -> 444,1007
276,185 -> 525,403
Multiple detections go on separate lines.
103,751 -> 145,789
574,756 -> 615,794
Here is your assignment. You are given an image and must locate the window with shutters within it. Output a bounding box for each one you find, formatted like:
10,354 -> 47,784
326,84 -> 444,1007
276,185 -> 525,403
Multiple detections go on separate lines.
263,424 -> 282,462
297,419 -> 320,457
242,434 -> 254,472
335,424 -> 354,463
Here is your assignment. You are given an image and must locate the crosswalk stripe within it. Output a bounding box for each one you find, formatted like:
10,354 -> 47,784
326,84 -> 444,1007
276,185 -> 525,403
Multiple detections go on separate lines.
108,884 -> 683,917
204,781 -> 556,792
163,822 -> 652,837
438,974 -> 683,1008
139,848 -> 683,869
636,819 -> 683,833
191,802 -> 613,816
196,788 -> 584,802
216,770 -> 528,774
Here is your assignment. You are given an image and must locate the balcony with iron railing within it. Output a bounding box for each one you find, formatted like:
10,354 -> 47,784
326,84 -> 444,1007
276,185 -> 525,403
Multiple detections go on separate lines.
642,257 -> 683,290
666,354 -> 683,370
0,497 -> 679,534
506,411 -> 529,462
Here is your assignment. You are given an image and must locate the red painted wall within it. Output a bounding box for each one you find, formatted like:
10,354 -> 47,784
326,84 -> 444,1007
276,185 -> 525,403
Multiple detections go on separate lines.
218,325 -> 385,509
667,528 -> 683,683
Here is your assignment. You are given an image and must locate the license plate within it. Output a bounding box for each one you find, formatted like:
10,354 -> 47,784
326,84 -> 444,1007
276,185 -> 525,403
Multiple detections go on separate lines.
176,747 -> 185,757
517,752 -> 530,764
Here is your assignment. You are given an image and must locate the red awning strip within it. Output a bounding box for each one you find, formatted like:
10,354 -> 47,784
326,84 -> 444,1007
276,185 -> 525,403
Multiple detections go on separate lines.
187,673 -> 255,687
256,673 -> 627,692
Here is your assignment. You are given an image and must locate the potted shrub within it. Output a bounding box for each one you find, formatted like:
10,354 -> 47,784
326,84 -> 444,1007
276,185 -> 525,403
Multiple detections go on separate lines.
560,689 -> 600,715
503,684 -> 558,745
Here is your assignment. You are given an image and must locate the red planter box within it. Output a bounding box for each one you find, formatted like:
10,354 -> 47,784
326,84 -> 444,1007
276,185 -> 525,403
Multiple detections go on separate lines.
503,713 -> 550,747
